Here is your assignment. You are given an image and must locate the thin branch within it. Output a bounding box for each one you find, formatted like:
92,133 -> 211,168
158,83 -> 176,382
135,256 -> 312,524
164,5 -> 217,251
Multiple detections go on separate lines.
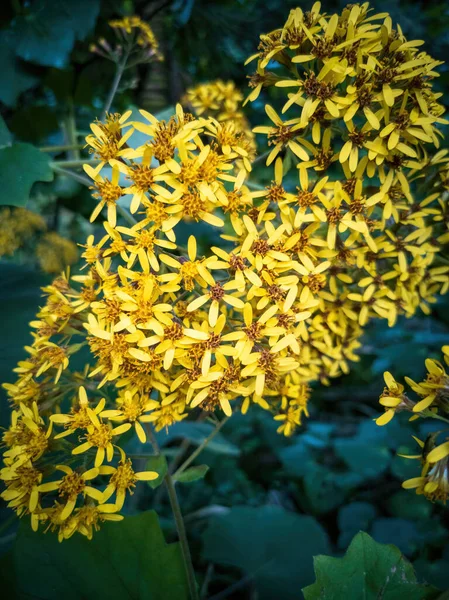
102,48 -> 131,120
245,180 -> 266,191
146,425 -> 199,600
51,165 -> 91,187
173,416 -> 230,479
117,205 -> 138,226
251,150 -> 270,166
144,0 -> 173,20
208,574 -> 254,600
40,144 -> 84,153
51,158 -> 99,168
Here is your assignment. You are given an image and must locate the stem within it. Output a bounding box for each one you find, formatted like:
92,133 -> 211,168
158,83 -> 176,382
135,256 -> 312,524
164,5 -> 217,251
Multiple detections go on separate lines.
146,426 -> 199,600
246,180 -> 266,191
51,158 -> 99,168
102,49 -> 130,120
173,416 -> 229,479
66,100 -> 81,161
51,165 -> 91,187
424,411 -> 449,425
117,205 -> 138,226
40,144 -> 84,153
52,166 -> 138,226
251,150 -> 270,166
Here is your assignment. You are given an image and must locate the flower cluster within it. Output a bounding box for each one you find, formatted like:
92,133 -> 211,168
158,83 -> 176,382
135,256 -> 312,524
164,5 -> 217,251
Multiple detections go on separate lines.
1,104 -> 311,539
377,346 -> 449,503
245,2 -> 449,370
2,2 -> 449,539
91,15 -> 162,63
185,80 -> 257,165
0,207 -> 78,274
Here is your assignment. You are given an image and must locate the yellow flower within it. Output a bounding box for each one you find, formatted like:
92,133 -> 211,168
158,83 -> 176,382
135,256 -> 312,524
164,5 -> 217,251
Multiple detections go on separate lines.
84,164 -> 124,227
100,452 -> 158,509
376,371 -> 410,425
101,389 -> 159,443
85,111 -> 134,166
38,465 -> 102,521
71,404 -> 131,467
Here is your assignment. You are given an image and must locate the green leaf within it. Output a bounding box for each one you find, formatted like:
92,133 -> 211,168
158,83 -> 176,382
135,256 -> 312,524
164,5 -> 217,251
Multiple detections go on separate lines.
0,115 -> 12,148
175,464 -> 209,483
12,511 -> 189,600
202,505 -> 330,600
303,531 -> 439,600
0,143 -> 54,207
12,0 -> 100,68
0,31 -> 39,107
146,454 -> 168,489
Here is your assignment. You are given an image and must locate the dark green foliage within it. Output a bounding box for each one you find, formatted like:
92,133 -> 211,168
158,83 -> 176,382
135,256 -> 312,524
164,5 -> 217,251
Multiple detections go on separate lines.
303,532 -> 439,600
0,143 -> 54,207
9,511 -> 189,600
203,505 -> 330,600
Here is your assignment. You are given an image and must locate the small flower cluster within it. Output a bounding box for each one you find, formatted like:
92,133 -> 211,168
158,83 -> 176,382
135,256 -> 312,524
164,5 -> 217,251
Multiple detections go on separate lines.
185,80 -> 257,165
0,207 -> 78,274
91,15 -> 162,63
377,347 -> 449,503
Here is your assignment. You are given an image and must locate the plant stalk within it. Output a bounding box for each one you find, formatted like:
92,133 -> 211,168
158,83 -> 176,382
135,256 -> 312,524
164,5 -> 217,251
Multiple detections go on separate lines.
51,158 -> 99,168
146,426 -> 199,600
40,144 -> 84,153
173,416 -> 229,479
51,165 -> 92,187
102,49 -> 130,120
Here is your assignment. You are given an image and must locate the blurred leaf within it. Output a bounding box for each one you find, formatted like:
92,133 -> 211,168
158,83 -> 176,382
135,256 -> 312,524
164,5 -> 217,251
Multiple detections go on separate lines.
173,0 -> 197,25
303,531 -> 439,600
202,505 -> 330,600
334,438 -> 391,480
53,174 -> 83,199
301,466 -> 360,515
0,115 -> 12,148
334,421 -> 391,481
0,31 -> 39,107
146,454 -> 168,489
278,442 -> 310,478
371,518 -> 422,556
12,511 -> 189,599
12,0 -> 100,68
337,502 -> 377,549
0,552 -> 16,596
44,67 -> 75,101
414,559 -> 449,592
0,262 -> 49,429
387,491 -> 432,521
174,464 -> 209,483
0,143 -> 53,207
9,106 -> 59,144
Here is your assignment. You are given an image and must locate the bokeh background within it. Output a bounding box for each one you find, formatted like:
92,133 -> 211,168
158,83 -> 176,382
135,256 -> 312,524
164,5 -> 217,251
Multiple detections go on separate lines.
1,0 -> 449,597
